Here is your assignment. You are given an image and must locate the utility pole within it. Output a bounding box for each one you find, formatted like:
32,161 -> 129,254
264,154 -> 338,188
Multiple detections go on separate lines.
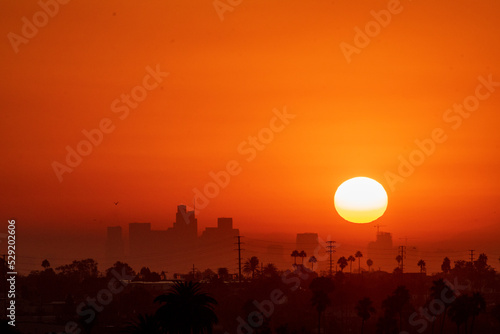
192,264 -> 196,279
235,235 -> 244,283
326,241 -> 336,277
469,249 -> 475,264
398,246 -> 406,273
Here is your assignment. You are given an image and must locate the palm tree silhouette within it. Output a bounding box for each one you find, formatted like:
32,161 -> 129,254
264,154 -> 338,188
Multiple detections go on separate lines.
448,295 -> 470,334
154,281 -> 218,334
355,297 -> 375,334
311,290 -> 330,334
417,259 -> 426,273
310,277 -> 335,334
396,255 -> 403,270
469,292 -> 486,334
291,250 -> 299,265
347,255 -> 355,273
299,250 -> 307,265
243,256 -> 259,279
124,314 -> 161,334
366,259 -> 373,272
355,251 -> 363,273
262,263 -> 279,277
308,256 -> 317,271
337,256 -> 348,272
430,278 -> 454,334
382,285 -> 410,332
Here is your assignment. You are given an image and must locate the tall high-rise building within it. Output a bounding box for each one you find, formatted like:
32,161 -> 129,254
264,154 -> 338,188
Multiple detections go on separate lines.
200,217 -> 239,271
105,226 -> 124,260
171,205 -> 198,241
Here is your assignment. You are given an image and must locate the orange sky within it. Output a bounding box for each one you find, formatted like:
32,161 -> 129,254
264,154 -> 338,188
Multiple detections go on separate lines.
1,0 -> 500,271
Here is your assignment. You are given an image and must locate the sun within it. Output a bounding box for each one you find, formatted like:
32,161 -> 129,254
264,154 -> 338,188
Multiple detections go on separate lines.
334,177 -> 388,224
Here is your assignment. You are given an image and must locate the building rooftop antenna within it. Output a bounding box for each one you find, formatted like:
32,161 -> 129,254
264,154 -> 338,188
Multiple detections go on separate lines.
373,224 -> 387,234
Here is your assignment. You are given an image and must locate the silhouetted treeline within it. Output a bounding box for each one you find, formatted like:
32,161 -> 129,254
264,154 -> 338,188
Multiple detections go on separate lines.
1,254 -> 499,333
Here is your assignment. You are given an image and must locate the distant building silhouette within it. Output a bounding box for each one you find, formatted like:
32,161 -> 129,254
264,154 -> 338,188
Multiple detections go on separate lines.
367,230 -> 395,271
116,206 -> 239,274
105,226 -> 124,260
129,222 -> 152,257
170,205 -> 198,242
200,217 -> 239,270
264,244 -> 286,268
296,233 -> 319,260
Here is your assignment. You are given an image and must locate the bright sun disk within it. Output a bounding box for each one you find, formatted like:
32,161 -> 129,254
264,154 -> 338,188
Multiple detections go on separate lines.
334,177 -> 388,224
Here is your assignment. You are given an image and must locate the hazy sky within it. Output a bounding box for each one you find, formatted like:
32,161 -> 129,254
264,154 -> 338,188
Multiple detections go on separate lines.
1,0 -> 500,271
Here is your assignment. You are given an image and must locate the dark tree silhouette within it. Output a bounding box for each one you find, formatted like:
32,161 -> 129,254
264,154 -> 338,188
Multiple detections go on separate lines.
417,259 -> 426,273
139,267 -> 161,282
448,295 -> 470,334
441,257 -> 451,274
217,267 -> 229,281
355,251 -> 363,273
382,285 -> 410,332
298,250 -> 307,264
201,269 -> 216,281
337,256 -> 348,272
56,258 -> 99,283
366,259 -> 373,272
106,261 -> 136,280
430,278 -> 455,334
348,255 -> 355,273
243,256 -> 259,279
308,256 -> 317,271
356,297 -> 375,334
291,250 -> 299,265
309,277 -> 334,334
262,263 -> 279,277
154,281 -> 218,334
469,292 -> 486,334
41,259 -> 50,269
395,255 -> 402,269
124,314 -> 161,334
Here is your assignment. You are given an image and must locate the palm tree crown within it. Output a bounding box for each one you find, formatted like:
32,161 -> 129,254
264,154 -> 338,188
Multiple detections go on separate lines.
299,250 -> 307,264
356,297 -> 375,334
291,250 -> 299,265
124,314 -> 162,334
355,251 -> 363,273
417,259 -> 426,273
154,281 -> 218,334
243,256 -> 260,279
337,256 -> 348,272
366,259 -> 373,271
308,256 -> 317,270
347,255 -> 355,273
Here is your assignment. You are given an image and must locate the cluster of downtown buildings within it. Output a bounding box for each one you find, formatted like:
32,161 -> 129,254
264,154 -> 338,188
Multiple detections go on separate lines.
105,205 -> 398,277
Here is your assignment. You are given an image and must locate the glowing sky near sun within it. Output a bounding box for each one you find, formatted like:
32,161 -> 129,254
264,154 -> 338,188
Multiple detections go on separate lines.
0,0 -> 499,258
